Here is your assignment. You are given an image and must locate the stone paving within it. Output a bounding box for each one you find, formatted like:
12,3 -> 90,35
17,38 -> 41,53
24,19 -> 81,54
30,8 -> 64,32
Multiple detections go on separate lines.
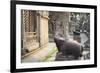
22,43 -> 58,63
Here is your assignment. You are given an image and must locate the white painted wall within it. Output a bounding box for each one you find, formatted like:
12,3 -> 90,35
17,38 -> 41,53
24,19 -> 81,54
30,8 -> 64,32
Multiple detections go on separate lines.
0,0 -> 99,73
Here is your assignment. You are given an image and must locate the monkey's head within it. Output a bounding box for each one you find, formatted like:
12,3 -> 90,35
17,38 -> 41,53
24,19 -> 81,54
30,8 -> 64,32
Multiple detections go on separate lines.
54,37 -> 65,51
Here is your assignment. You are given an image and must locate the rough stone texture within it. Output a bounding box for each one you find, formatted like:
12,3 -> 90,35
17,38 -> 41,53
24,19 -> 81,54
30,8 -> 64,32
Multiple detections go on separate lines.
49,12 -> 69,41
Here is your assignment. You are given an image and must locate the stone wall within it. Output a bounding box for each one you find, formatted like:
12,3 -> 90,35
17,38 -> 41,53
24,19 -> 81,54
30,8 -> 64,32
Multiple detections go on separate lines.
49,12 -> 70,41
38,11 -> 49,46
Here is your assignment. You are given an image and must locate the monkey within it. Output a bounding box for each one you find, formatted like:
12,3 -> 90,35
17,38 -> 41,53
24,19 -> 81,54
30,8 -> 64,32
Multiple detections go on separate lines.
54,37 -> 83,60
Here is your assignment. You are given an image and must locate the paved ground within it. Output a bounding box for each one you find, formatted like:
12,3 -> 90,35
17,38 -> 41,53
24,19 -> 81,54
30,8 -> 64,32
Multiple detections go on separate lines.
22,43 -> 58,63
